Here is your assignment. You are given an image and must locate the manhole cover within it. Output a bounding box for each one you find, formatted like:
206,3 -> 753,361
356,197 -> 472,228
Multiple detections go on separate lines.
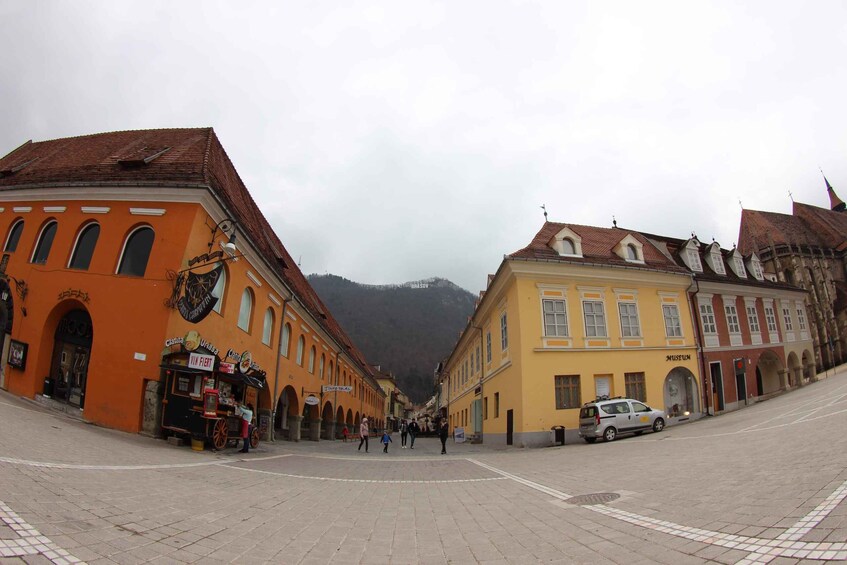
565,492 -> 620,505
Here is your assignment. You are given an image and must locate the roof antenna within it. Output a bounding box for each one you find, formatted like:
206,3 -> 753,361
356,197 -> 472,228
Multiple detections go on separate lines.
738,197 -> 744,210
298,255 -> 302,267
540,204 -> 548,221
789,189 -> 794,203
612,215 -> 617,228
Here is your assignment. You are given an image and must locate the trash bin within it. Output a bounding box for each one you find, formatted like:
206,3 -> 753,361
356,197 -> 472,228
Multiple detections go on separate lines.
551,425 -> 565,446
42,377 -> 54,398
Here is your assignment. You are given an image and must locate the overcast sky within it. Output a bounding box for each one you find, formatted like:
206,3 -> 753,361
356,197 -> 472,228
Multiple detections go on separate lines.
2,2 -> 845,292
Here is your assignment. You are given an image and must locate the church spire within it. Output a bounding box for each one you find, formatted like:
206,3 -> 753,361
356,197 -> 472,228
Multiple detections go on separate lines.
824,171 -> 846,212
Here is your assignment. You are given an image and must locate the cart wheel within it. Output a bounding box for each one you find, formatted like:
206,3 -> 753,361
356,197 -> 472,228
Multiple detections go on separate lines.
212,418 -> 228,450
250,426 -> 260,448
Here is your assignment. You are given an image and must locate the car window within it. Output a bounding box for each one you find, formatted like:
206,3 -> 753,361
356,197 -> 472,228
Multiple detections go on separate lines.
631,401 -> 650,413
603,402 -> 630,414
580,407 -> 596,419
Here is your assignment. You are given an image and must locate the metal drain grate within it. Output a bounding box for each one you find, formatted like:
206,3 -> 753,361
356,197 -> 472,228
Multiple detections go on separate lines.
565,492 -> 620,505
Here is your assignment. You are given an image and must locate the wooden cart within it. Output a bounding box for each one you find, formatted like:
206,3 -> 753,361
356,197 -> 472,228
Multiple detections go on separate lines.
160,354 -> 266,450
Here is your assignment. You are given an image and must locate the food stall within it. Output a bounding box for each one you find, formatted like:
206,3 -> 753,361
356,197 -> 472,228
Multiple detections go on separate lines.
160,343 -> 266,450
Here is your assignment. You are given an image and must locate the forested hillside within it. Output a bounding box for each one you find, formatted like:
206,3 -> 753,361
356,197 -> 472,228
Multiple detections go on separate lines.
307,275 -> 477,402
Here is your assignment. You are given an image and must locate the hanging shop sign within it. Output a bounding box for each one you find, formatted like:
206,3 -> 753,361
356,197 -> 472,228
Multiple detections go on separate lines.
164,334 -> 220,357
218,362 -> 235,374
224,349 -> 263,375
176,264 -> 222,323
188,352 -> 216,372
304,395 -> 320,406
322,385 -> 353,393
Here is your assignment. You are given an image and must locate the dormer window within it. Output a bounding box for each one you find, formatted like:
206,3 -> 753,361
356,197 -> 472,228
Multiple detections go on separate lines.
549,227 -> 583,257
728,250 -> 747,278
747,254 -> 764,281
613,234 -> 644,263
682,239 -> 702,272
706,244 -> 725,275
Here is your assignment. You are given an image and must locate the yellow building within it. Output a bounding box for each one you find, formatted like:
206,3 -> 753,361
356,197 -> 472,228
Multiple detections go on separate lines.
441,222 -> 701,447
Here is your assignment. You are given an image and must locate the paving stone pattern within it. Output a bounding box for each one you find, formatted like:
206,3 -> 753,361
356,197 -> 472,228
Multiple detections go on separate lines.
0,370 -> 845,564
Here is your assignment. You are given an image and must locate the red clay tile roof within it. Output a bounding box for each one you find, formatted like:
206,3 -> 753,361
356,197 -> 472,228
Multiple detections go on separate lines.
510,222 -> 690,274
738,207 -> 837,255
0,128 -> 381,388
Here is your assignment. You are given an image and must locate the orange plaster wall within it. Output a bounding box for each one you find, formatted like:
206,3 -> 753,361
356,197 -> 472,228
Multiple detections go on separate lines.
0,200 -> 199,432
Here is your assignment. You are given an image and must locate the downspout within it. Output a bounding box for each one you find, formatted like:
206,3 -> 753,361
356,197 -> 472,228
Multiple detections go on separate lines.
270,296 -> 292,442
689,278 -> 712,416
471,323 -> 484,442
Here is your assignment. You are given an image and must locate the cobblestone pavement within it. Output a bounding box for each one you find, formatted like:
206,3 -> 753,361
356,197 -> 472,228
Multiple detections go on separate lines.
1,369 -> 846,564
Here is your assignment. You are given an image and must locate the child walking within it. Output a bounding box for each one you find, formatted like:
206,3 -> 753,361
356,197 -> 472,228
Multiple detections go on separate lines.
381,430 -> 393,453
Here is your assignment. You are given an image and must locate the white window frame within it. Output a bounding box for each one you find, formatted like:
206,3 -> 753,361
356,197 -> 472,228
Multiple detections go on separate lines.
618,302 -> 641,337
237,288 -> 253,332
724,304 -> 741,334
746,304 -> 760,333
663,304 -> 683,337
500,312 -> 508,351
764,305 -> 778,332
583,300 -> 607,337
542,298 -> 569,337
262,308 -> 274,345
699,303 -> 717,334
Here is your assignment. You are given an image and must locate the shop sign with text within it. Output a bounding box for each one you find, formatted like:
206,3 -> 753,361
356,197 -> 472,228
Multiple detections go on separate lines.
188,352 -> 216,372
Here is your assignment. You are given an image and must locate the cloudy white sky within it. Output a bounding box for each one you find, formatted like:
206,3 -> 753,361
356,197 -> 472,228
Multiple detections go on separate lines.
2,2 -> 845,292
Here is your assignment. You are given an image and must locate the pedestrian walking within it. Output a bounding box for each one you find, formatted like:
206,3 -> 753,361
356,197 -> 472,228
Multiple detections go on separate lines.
358,417 -> 369,453
408,418 -> 419,449
238,403 -> 254,453
342,424 -> 349,442
400,419 -> 409,448
438,418 -> 449,454
381,429 -> 393,453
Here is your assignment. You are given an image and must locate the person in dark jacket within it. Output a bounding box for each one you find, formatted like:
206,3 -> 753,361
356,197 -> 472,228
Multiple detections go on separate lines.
408,418 -> 420,449
438,419 -> 449,454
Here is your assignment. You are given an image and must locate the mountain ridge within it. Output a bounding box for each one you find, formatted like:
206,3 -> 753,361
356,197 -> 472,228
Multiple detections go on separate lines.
307,274 -> 477,403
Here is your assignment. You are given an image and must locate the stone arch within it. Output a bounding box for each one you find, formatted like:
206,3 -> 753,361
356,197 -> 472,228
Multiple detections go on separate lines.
347,409 -> 353,426
275,385 -> 300,441
336,406 -> 345,439
785,351 -> 801,389
321,401 -> 334,440
802,349 -> 816,382
45,302 -> 94,409
756,350 -> 785,395
663,366 -> 699,418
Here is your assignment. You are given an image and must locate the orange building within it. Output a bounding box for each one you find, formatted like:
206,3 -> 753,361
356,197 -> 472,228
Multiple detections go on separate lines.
0,128 -> 385,440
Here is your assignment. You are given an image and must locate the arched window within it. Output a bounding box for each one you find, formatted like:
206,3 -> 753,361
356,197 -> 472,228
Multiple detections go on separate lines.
262,308 -> 274,346
4,219 -> 24,252
308,346 -> 316,373
281,323 -> 291,357
212,268 -> 226,314
31,220 -> 58,264
68,223 -> 100,270
319,354 -> 325,380
237,288 -> 253,332
296,335 -> 305,366
626,244 -> 638,260
329,361 -> 334,383
117,226 -> 154,276
561,238 -> 576,255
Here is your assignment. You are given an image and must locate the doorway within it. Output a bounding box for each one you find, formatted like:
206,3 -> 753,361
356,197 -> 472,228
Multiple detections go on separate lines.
50,309 -> 93,408
506,409 -> 513,445
710,361 -> 724,412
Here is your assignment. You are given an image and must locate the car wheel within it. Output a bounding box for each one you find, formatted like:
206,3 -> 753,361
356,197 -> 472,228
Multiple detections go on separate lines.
603,427 -> 617,442
652,418 -> 665,433
584,437 -> 596,444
